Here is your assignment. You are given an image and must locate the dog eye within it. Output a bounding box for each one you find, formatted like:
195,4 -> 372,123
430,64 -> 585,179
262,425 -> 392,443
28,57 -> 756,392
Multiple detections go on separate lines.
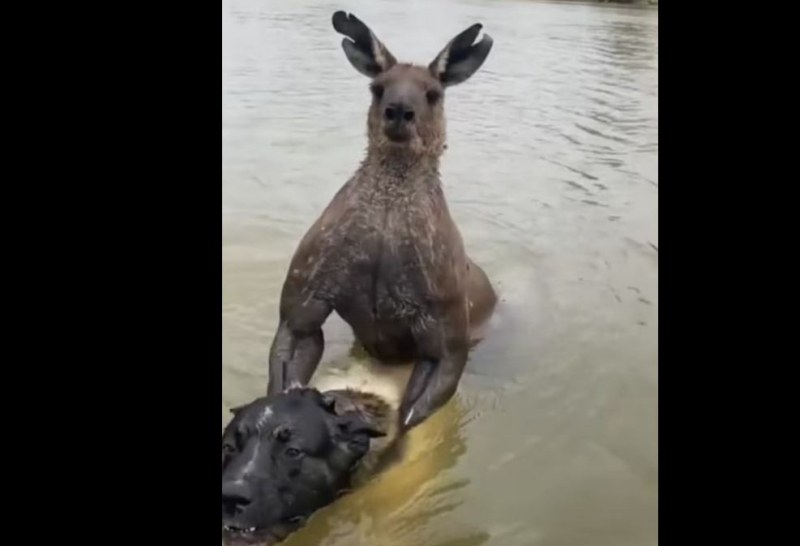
222,443 -> 236,465
234,429 -> 248,449
285,447 -> 302,459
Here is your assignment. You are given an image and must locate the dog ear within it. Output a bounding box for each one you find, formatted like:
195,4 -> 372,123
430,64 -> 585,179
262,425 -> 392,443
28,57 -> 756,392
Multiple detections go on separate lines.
329,411 -> 386,469
320,392 -> 338,414
337,411 -> 387,439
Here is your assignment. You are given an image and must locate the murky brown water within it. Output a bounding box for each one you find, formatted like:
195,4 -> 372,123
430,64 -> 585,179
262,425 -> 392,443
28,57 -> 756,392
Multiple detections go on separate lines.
223,0 -> 658,545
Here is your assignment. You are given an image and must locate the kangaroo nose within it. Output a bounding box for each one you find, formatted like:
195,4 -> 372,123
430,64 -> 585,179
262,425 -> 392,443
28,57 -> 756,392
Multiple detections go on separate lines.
385,103 -> 414,123
222,479 -> 253,515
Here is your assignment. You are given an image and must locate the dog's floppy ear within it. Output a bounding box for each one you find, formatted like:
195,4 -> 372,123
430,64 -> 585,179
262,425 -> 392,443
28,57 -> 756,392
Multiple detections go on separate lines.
319,392 -> 338,414
328,411 -> 386,469
338,411 -> 387,438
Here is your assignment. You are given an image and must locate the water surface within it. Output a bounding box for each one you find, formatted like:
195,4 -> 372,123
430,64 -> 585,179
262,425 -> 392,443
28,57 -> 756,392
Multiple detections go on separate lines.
223,1 -> 658,544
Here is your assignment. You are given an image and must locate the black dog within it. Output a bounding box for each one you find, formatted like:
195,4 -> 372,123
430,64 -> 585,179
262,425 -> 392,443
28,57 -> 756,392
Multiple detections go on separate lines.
221,387 -> 398,544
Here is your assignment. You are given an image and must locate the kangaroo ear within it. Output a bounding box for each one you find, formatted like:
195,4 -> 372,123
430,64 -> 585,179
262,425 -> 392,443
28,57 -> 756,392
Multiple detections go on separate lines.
429,23 -> 493,87
332,11 -> 397,78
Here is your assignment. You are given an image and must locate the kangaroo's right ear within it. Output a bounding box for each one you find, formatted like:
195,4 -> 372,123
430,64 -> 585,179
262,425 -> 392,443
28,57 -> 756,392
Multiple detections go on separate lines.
332,11 -> 397,78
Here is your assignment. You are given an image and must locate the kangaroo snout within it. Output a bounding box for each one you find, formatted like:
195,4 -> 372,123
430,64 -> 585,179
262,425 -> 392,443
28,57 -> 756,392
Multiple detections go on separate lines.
385,103 -> 414,123
383,102 -> 414,141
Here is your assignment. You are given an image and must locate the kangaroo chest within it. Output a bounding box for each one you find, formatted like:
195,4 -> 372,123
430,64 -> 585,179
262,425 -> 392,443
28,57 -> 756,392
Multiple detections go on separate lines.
315,187 -> 454,358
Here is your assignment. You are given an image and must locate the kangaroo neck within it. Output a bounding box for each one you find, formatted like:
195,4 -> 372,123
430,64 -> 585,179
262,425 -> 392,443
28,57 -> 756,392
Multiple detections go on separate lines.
360,148 -> 440,187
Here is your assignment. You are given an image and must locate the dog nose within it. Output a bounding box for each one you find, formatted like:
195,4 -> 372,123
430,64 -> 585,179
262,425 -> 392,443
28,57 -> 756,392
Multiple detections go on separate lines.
222,479 -> 253,514
384,103 -> 414,123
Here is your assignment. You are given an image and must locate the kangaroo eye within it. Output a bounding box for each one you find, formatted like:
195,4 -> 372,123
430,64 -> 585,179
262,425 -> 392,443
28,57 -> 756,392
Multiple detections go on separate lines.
286,447 -> 302,459
426,89 -> 441,104
371,83 -> 384,100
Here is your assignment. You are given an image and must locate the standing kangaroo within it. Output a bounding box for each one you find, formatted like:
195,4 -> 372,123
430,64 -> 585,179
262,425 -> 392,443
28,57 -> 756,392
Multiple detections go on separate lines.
267,11 -> 497,431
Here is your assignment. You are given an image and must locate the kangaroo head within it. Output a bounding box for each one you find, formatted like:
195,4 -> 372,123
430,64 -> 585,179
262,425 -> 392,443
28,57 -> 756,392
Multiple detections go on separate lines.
332,11 -> 493,158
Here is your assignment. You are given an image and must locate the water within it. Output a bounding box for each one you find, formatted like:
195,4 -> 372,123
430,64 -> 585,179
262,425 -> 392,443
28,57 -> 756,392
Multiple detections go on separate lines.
223,1 -> 658,545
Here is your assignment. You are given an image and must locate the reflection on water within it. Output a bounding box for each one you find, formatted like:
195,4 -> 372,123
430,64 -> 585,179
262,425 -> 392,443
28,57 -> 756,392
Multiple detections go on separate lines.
223,0 -> 657,544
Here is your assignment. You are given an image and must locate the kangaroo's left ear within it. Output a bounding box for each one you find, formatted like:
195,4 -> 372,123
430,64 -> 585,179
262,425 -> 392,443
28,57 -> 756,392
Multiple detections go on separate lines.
429,23 -> 493,87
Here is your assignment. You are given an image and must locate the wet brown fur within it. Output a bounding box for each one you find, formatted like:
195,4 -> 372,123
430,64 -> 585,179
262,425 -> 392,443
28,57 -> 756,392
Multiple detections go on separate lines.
267,12 -> 497,431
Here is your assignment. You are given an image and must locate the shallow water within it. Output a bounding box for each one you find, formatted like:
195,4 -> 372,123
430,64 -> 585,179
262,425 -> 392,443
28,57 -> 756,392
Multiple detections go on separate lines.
223,0 -> 658,545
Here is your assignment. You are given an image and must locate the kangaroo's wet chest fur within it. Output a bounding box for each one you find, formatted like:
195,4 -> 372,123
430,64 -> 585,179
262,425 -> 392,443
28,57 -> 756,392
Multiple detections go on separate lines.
285,167 -> 466,361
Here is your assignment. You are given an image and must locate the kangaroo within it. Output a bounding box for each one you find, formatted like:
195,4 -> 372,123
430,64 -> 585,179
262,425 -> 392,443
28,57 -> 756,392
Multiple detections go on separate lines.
266,11 -> 497,432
